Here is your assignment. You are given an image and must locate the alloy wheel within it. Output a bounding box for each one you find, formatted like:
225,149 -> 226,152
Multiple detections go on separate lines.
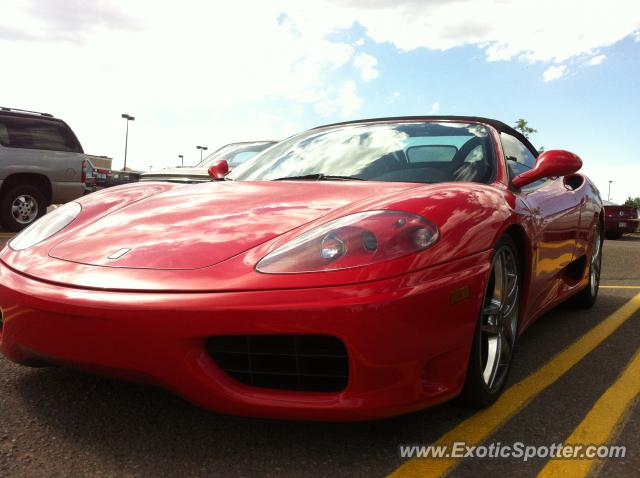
481,246 -> 519,390
11,194 -> 38,225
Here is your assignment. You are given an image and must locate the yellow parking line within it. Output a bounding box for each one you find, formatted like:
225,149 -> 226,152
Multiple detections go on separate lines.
389,293 -> 640,478
537,348 -> 640,478
600,286 -> 640,289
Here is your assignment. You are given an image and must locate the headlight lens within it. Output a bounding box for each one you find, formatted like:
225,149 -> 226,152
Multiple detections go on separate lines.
9,202 -> 82,251
256,210 -> 439,274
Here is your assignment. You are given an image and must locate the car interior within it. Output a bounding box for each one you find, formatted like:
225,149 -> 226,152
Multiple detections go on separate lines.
357,135 -> 493,184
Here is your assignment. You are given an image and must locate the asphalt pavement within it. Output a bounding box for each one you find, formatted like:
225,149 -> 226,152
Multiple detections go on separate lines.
0,234 -> 639,478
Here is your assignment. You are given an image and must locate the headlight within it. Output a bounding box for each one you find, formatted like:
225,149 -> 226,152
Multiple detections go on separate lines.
256,210 -> 439,274
9,202 -> 82,251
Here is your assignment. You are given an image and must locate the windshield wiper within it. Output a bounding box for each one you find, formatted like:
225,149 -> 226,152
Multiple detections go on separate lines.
273,173 -> 366,181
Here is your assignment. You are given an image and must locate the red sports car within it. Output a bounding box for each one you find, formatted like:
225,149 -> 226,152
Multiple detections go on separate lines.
0,117 -> 603,421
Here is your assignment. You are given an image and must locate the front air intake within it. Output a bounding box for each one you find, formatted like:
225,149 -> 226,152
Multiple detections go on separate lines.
206,335 -> 349,392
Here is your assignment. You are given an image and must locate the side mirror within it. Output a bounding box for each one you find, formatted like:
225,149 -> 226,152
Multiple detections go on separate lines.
207,159 -> 229,180
512,150 -> 582,189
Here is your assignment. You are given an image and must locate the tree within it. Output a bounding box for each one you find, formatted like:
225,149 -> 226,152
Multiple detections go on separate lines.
514,118 -> 537,139
624,197 -> 640,209
514,118 -> 544,153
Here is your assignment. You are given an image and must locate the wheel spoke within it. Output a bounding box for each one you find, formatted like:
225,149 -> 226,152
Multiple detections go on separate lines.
482,302 -> 500,317
503,284 -> 518,317
483,335 -> 500,387
482,323 -> 499,335
506,274 -> 518,298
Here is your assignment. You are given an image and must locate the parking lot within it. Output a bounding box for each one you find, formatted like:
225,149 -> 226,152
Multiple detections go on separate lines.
0,232 -> 638,478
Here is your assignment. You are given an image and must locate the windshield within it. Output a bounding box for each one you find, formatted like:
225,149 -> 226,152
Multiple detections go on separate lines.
198,142 -> 274,168
229,122 -> 494,184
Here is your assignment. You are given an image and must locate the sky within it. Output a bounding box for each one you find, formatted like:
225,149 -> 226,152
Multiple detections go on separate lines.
1,0 -> 639,203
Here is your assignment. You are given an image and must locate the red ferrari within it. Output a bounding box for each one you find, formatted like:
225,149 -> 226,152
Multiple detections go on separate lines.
0,117 -> 603,421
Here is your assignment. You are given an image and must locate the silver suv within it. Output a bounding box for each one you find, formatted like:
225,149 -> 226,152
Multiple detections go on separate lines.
0,107 -> 86,231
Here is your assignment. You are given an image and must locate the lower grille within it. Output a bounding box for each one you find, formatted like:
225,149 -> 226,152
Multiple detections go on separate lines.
206,335 -> 349,392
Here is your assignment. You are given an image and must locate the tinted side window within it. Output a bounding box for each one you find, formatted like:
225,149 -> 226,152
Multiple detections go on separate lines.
0,115 -> 82,153
500,132 -> 536,177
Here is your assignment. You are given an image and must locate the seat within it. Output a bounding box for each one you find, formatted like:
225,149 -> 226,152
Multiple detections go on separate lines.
359,151 -> 406,179
451,137 -> 491,183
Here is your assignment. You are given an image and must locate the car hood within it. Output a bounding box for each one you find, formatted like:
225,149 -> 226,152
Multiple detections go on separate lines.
49,181 -> 416,270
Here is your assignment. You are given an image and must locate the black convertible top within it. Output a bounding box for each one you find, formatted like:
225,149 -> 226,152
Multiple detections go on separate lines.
314,115 -> 538,156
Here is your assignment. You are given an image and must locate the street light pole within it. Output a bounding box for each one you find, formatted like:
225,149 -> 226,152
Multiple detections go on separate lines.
608,180 -> 613,201
196,145 -> 208,161
178,154 -> 184,166
121,113 -> 135,170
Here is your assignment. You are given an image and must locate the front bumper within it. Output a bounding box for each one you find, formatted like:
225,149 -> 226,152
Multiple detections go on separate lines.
0,252 -> 490,421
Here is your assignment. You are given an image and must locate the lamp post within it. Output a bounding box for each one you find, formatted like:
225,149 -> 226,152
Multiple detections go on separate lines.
121,113 -> 135,170
178,154 -> 184,166
608,180 -> 613,202
196,145 -> 208,161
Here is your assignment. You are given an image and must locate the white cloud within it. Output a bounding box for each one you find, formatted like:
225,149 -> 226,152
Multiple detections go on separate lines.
314,81 -> 364,117
0,0 -> 142,43
353,52 -> 379,81
588,54 -> 606,66
429,101 -> 440,114
543,65 -> 567,82
393,91 -> 400,97
1,0 -> 639,171
635,31 -> 640,42
0,1 -> 362,170
325,0 -> 640,63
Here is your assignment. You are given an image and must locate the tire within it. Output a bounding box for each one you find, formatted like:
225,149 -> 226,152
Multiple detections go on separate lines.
0,184 -> 47,232
571,224 -> 602,309
459,235 -> 520,408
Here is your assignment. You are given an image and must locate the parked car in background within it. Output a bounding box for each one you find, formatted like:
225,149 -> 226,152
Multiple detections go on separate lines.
108,170 -> 142,187
0,107 -> 87,231
84,155 -> 113,194
140,141 -> 275,183
603,201 -> 639,239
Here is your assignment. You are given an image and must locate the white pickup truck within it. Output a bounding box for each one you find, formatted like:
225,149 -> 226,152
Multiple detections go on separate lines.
0,107 -> 87,231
